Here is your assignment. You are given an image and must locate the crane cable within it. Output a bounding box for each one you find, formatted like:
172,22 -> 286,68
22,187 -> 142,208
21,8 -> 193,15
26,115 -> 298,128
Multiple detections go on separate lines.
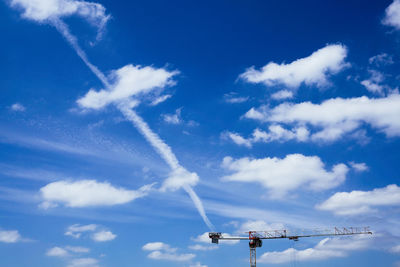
291,240 -> 297,267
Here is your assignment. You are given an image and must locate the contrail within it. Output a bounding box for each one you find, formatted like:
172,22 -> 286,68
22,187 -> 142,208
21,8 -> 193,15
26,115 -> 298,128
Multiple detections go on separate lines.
50,18 -> 111,88
50,18 -> 214,230
119,104 -> 215,230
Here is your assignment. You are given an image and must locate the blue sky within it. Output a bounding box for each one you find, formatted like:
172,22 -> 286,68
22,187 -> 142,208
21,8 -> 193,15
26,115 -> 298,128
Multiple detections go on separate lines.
1,0 -> 400,266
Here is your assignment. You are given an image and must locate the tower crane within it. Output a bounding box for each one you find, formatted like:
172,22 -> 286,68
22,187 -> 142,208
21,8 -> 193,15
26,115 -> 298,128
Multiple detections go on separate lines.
209,227 -> 372,267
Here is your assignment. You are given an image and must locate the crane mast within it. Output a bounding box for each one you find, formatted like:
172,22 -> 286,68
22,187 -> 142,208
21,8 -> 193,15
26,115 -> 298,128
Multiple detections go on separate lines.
209,227 -> 372,267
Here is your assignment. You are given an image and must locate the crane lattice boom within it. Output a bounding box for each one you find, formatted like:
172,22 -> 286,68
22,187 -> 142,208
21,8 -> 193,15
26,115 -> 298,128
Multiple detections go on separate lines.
209,227 -> 372,267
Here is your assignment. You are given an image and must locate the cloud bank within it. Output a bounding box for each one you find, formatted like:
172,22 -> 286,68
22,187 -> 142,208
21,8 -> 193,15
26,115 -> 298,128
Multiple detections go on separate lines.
244,94 -> 400,142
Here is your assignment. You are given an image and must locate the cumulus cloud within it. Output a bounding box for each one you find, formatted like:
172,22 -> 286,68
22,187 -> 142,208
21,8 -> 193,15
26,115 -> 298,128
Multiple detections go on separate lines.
67,257 -> 99,267
383,0 -> 400,30
162,108 -> 182,125
10,103 -> 26,112
65,224 -> 97,238
0,230 -> 22,243
225,125 -> 310,147
271,90 -> 294,100
10,0 -> 109,39
77,64 -> 177,110
243,94 -> 400,142
91,230 -> 116,242
360,70 -> 385,95
143,242 -> 176,252
349,162 -> 369,172
46,246 -> 89,257
40,180 -> 154,208
161,167 -> 199,192
240,44 -> 348,89
316,184 -> 400,215
143,242 -> 195,262
222,132 -> 252,148
46,246 -> 69,257
221,154 -> 348,198
258,235 -> 371,264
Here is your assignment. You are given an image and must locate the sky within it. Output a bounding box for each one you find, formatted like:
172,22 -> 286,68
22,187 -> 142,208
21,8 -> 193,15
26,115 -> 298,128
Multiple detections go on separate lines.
1,0 -> 400,266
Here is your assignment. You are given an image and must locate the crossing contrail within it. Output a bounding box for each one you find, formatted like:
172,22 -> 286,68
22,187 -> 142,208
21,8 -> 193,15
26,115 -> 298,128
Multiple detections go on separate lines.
48,15 -> 214,230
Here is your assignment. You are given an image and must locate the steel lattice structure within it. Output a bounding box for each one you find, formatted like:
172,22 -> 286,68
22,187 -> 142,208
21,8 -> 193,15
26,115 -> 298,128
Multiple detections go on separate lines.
209,227 -> 372,267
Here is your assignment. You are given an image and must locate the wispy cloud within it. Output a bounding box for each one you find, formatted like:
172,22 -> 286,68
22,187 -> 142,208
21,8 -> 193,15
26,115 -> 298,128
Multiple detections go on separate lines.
10,103 -> 26,112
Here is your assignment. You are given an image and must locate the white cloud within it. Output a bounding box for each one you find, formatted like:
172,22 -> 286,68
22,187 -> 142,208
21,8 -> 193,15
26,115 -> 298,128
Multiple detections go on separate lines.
223,92 -> 249,103
369,53 -> 394,66
349,161 -> 369,172
67,257 -> 99,267
40,180 -> 154,208
143,242 -> 195,262
162,108 -> 182,125
91,230 -> 116,242
271,90 -> 294,100
383,0 -> 400,30
391,245 -> 400,253
236,220 -> 285,234
240,44 -> 348,89
11,0 -> 109,39
0,230 -> 22,243
143,242 -> 177,252
65,224 -> 97,239
161,167 -> 199,192
77,64 -> 177,110
316,184 -> 400,215
223,132 -> 252,148
360,70 -> 385,95
150,94 -> 172,106
10,103 -> 26,112
192,232 -> 239,245
258,235 -> 371,264
244,94 -> 400,142
252,125 -> 309,143
224,126 -> 309,147
46,246 -> 69,257
222,154 -> 348,198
